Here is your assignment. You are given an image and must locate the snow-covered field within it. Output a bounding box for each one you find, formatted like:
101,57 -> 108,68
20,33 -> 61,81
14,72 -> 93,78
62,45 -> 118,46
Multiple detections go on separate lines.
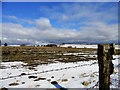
60,44 -> 120,49
0,55 -> 119,89
0,44 -> 119,89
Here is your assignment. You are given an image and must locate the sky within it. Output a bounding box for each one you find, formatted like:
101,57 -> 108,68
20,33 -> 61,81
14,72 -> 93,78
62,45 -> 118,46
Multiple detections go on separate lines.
1,2 -> 119,45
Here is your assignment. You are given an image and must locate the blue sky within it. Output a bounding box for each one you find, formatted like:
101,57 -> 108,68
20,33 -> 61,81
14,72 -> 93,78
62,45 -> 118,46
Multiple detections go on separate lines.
1,2 -> 118,45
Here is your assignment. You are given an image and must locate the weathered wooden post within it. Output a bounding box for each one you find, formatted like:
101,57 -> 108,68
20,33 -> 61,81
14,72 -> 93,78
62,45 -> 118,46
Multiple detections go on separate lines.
98,44 -> 115,90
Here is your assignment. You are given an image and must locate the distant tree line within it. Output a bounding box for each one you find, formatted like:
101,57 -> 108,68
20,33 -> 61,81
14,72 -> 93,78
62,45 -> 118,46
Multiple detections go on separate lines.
45,44 -> 57,47
4,43 -> 7,46
0,40 -> 8,46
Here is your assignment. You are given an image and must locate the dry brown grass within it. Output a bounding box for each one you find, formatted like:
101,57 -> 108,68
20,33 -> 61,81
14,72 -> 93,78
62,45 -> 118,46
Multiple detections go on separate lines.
1,46 -> 119,66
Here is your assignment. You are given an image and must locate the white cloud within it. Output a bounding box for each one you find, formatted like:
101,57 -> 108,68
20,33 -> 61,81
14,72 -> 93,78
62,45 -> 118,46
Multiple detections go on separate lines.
3,15 -> 34,25
4,15 -> 18,20
38,2 -> 117,28
2,2 -> 118,44
35,18 -> 52,30
2,17 -> 118,45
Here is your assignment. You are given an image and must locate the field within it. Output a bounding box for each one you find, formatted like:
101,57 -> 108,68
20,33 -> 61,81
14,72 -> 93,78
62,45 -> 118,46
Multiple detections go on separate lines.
1,46 -> 98,66
0,44 -> 119,89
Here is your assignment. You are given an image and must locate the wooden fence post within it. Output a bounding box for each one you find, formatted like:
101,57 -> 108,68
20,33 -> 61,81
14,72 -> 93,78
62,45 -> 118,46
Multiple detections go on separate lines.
98,44 -> 115,90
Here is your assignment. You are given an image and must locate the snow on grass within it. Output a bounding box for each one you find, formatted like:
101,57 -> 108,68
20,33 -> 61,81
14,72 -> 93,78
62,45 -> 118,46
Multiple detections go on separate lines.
60,44 -> 119,49
0,55 -> 119,89
0,61 -> 27,68
60,44 -> 97,48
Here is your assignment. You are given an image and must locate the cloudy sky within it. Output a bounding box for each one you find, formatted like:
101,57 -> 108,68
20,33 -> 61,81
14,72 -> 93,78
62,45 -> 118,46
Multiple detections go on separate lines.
1,2 -> 118,45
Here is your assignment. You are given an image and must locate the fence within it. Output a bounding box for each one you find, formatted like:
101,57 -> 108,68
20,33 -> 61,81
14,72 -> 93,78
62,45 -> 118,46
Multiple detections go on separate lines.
98,44 -> 115,90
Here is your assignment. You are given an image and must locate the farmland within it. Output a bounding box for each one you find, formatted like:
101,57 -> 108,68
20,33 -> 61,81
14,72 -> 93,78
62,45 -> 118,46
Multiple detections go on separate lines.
1,46 -> 98,66
0,44 -> 119,89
